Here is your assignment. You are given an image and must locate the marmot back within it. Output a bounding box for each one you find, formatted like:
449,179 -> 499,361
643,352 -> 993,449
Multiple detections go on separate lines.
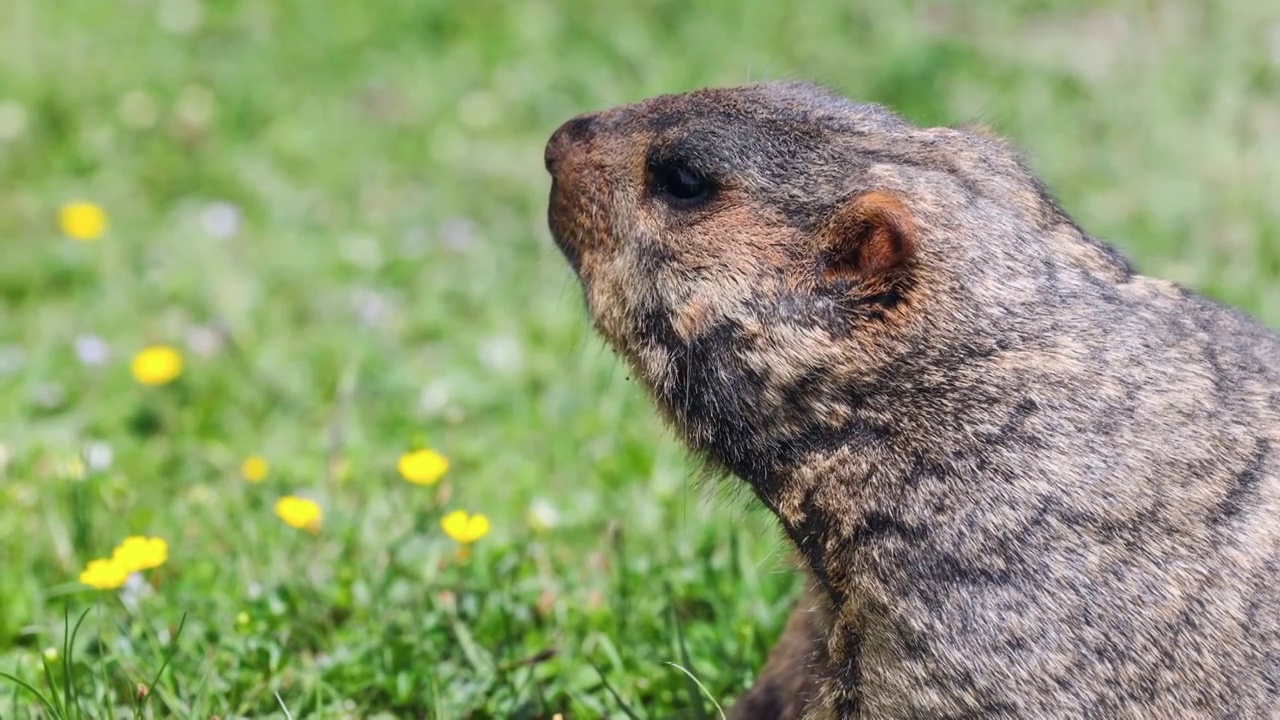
544,81 -> 1280,719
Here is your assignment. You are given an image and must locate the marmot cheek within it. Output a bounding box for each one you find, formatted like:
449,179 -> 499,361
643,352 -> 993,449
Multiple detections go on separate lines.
547,221 -> 583,274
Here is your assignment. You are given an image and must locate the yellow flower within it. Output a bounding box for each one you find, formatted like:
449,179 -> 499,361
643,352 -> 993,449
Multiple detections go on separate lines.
275,495 -> 322,533
398,448 -> 449,485
78,558 -> 129,590
131,345 -> 183,386
59,201 -> 107,241
241,455 -> 269,482
441,509 -> 490,544
110,535 -> 168,573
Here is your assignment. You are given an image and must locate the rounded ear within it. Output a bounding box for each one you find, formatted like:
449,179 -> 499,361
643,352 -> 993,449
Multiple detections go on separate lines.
819,190 -> 916,285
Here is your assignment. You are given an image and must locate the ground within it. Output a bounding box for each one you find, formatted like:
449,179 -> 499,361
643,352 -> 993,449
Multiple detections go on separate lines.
2,0 -> 1279,717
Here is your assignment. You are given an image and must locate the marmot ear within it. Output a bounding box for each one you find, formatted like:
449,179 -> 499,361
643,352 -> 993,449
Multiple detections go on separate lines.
819,190 -> 916,284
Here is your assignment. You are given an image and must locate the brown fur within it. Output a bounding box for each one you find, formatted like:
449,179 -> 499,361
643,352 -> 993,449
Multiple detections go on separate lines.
544,81 -> 1280,718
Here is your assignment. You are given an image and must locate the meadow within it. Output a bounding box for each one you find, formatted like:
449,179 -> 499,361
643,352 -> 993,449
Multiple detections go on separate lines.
2,0 -> 1279,717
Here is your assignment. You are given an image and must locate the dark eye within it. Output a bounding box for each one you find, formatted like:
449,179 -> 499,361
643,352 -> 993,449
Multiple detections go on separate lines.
651,160 -> 715,206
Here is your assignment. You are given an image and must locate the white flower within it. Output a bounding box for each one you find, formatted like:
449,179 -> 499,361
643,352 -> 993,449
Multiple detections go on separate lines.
351,288 -> 395,326
418,379 -> 452,416
528,498 -> 559,531
200,201 -> 242,239
30,382 -> 65,410
0,100 -> 28,143
74,334 -> 111,366
85,441 -> 114,472
478,333 -> 523,375
118,571 -> 153,613
185,324 -> 225,357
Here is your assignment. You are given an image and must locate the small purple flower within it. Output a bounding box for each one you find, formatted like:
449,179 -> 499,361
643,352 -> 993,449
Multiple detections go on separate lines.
200,201 -> 242,239
439,217 -> 475,251
74,334 -> 111,366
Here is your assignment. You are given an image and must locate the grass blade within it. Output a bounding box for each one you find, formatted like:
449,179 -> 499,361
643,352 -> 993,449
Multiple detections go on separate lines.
141,611 -> 187,709
588,662 -> 641,720
62,605 -> 74,720
664,662 -> 726,720
0,671 -> 61,718
275,691 -> 294,720
66,605 -> 93,720
39,650 -> 66,718
96,602 -> 117,720
666,584 -> 709,720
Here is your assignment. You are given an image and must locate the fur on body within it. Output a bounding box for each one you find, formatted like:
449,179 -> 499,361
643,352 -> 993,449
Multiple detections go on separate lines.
543,81 -> 1280,719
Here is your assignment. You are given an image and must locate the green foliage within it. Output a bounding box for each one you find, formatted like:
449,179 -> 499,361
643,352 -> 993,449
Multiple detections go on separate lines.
2,0 -> 1278,716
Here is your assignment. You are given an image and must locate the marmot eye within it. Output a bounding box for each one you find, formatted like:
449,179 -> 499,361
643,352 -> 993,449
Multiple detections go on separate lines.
651,161 -> 715,205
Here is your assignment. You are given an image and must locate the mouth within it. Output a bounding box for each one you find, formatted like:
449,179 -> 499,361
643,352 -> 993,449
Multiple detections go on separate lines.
545,178 -> 583,274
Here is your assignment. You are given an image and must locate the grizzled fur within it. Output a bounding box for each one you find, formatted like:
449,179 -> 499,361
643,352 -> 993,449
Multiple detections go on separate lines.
543,81 -> 1280,719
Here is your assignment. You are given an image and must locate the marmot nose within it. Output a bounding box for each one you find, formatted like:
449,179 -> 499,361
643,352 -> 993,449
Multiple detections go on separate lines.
544,113 -> 598,175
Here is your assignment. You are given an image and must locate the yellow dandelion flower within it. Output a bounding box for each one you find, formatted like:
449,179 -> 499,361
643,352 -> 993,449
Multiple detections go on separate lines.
78,558 -> 129,590
110,535 -> 168,573
275,495 -> 322,533
131,345 -> 183,386
59,201 -> 107,241
241,455 -> 269,482
441,509 -> 490,544
398,448 -> 449,485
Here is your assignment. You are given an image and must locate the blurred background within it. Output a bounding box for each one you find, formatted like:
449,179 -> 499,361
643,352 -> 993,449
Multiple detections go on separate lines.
2,0 -> 1278,717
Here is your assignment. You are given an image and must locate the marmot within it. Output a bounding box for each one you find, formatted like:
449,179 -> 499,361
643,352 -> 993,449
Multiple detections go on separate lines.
543,81 -> 1280,719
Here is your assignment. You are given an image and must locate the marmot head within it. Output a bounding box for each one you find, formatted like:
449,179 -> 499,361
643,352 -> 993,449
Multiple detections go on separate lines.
544,81 -> 1129,484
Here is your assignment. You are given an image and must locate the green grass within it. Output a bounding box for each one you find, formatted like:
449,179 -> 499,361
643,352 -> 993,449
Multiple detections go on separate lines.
2,0 -> 1279,716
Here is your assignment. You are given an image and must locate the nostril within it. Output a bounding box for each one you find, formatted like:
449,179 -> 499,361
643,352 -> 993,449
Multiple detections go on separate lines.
544,113 -> 599,174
